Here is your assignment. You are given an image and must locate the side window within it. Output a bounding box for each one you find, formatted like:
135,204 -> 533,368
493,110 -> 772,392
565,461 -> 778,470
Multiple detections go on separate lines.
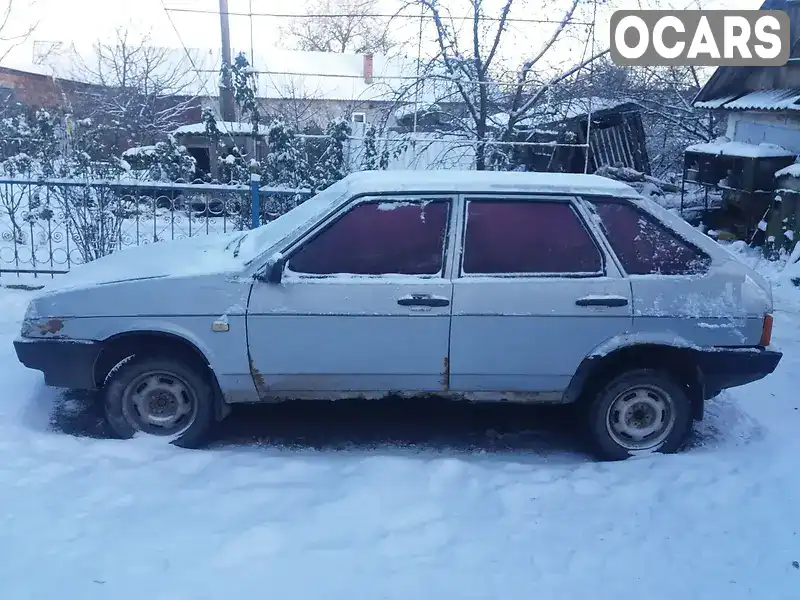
589,200 -> 711,275
461,200 -> 603,275
287,199 -> 450,276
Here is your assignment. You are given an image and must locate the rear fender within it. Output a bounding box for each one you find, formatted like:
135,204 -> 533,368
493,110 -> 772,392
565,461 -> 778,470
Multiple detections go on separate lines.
563,333 -> 705,420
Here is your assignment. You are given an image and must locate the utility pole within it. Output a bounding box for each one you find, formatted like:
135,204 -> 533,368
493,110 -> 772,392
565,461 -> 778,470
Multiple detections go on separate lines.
219,0 -> 236,122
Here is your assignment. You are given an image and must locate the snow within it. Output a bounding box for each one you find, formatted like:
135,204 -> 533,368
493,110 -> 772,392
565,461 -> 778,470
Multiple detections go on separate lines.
693,93 -> 742,109
686,138 -> 795,158
174,121 -> 263,137
775,161 -> 800,179
38,230 -> 249,295
720,88 -> 800,111
340,169 -> 640,198
2,249 -> 800,597
121,146 -> 156,158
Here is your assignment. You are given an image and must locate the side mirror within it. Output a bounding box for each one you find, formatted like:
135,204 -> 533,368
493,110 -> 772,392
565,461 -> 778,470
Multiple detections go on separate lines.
266,255 -> 285,284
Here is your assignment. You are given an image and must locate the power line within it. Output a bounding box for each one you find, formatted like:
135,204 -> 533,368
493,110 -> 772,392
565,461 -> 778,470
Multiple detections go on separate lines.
162,6 -> 594,26
190,68 -> 595,89
160,1 -> 599,159
160,0 -> 242,141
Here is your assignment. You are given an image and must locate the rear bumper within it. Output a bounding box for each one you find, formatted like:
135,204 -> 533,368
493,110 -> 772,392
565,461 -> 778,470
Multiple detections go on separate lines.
14,338 -> 101,389
694,347 -> 782,395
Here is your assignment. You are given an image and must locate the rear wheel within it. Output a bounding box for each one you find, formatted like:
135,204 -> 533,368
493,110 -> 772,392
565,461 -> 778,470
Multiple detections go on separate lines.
104,355 -> 216,448
586,368 -> 693,461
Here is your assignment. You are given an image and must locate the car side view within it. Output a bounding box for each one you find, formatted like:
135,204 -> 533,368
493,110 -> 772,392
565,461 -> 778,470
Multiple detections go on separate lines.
13,170 -> 782,460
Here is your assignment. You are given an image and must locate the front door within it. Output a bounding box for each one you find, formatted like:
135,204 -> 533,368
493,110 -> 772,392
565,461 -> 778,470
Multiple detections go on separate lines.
246,195 -> 456,397
448,196 -> 633,395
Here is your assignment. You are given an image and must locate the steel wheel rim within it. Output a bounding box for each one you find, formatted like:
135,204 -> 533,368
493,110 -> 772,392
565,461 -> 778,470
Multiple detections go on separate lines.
605,384 -> 676,451
121,370 -> 199,436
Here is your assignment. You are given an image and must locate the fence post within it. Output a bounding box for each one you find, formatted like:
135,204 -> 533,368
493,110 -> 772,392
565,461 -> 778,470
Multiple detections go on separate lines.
250,174 -> 261,229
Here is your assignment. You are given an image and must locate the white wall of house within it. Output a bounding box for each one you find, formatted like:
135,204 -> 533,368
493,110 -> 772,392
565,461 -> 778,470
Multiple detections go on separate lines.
725,111 -> 800,153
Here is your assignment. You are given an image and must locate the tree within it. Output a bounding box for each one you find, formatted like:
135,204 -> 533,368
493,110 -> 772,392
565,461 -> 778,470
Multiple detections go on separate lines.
313,118 -> 351,190
409,0 -> 607,170
281,0 -> 394,54
228,52 -> 262,131
69,28 -> 199,155
0,0 -> 36,65
361,124 -> 390,170
262,119 -> 306,188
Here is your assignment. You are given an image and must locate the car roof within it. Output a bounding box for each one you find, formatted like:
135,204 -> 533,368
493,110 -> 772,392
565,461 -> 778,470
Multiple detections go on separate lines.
339,169 -> 641,199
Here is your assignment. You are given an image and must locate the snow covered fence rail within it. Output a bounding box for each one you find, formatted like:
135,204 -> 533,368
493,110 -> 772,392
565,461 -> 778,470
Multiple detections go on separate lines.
0,177 -> 310,278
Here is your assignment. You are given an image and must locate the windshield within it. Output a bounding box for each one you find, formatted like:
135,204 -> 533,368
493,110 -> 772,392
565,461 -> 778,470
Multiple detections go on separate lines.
234,179 -> 352,264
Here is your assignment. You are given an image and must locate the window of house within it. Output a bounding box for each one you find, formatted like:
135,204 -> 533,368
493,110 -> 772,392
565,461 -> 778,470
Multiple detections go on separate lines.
461,200 -> 603,275
589,200 -> 711,275
287,199 -> 450,276
352,112 -> 366,124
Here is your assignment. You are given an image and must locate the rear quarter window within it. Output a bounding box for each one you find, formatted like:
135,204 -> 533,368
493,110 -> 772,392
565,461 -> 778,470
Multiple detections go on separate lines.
588,199 -> 711,276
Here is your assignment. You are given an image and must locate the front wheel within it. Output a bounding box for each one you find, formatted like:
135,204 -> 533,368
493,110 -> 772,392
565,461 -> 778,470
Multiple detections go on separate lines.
104,355 -> 216,448
586,369 -> 693,461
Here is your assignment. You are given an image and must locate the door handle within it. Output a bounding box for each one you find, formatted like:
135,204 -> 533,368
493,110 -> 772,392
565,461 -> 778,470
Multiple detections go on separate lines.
575,295 -> 629,307
397,294 -> 450,307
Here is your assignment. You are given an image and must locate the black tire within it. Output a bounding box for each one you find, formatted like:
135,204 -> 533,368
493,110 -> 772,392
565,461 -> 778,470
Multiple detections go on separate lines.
104,355 -> 216,448
586,368 -> 693,461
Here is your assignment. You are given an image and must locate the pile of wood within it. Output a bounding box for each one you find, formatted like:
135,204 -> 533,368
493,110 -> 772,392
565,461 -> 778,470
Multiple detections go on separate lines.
594,165 -> 680,199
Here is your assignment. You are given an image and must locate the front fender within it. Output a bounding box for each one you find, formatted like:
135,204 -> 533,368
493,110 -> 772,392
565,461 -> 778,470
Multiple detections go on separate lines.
95,319 -> 216,365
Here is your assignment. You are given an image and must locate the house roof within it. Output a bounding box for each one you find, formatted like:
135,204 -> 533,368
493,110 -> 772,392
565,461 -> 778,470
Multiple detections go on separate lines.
9,43 -> 449,105
686,139 -> 795,157
693,0 -> 800,107
695,88 -> 800,110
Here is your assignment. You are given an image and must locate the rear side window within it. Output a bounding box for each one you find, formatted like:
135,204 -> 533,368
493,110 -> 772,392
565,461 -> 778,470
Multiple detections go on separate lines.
461,200 -> 602,275
589,200 -> 711,276
288,199 -> 450,276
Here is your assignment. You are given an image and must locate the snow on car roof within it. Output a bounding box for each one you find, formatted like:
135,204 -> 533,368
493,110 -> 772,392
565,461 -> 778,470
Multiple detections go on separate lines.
339,170 -> 641,198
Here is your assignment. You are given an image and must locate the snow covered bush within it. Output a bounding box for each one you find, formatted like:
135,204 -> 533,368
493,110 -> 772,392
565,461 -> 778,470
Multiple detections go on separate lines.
361,124 -> 390,171
262,119 -> 305,188
230,52 -> 262,132
313,118 -> 351,191
121,136 -> 196,182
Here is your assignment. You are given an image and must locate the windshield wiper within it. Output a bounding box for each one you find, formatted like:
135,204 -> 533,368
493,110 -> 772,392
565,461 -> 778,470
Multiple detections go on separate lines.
231,233 -> 248,257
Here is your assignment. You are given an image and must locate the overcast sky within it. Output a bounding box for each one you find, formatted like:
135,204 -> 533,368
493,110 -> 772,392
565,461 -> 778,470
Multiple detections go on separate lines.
1,0 -> 766,69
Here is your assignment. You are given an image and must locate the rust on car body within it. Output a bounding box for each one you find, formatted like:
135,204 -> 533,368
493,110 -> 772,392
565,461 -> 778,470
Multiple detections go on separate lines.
249,358 -> 267,396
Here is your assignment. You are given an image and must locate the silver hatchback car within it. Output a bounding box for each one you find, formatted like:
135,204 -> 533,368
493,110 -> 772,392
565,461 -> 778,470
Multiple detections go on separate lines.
14,170 -> 781,460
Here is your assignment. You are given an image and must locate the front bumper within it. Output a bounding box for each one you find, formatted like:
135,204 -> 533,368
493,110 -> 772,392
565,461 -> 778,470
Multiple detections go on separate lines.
694,347 -> 783,395
14,338 -> 102,389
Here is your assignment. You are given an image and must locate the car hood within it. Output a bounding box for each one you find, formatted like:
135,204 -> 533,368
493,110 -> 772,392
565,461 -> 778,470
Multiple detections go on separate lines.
41,231 -> 249,294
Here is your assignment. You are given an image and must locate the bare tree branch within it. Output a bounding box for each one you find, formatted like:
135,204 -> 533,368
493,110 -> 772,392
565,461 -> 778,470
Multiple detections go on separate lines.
0,0 -> 38,64
280,0 -> 395,54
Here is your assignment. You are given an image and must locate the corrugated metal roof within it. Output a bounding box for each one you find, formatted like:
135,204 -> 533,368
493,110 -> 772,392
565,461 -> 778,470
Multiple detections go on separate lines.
707,89 -> 800,111
694,94 -> 741,109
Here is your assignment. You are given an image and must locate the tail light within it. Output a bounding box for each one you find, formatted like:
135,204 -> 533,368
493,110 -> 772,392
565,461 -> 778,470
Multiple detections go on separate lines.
760,314 -> 773,347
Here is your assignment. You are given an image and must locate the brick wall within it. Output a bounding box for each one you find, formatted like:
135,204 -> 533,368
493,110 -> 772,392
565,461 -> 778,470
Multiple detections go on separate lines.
0,67 -> 96,108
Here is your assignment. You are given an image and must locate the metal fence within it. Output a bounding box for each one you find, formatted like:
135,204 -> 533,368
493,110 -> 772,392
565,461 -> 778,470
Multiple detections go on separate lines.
0,176 -> 310,277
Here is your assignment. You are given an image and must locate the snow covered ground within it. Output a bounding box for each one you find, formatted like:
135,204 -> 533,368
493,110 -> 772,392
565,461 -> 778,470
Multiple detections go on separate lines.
2,244 -> 800,599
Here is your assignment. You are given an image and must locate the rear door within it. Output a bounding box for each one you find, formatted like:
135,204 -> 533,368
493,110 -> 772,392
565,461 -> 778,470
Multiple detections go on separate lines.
584,198 -> 758,346
448,195 -> 633,395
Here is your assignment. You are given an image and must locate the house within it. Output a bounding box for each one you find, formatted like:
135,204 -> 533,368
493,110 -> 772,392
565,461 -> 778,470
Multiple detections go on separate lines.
11,42 -> 463,177
0,63 -> 102,110
22,42 -> 454,131
689,0 -> 800,243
